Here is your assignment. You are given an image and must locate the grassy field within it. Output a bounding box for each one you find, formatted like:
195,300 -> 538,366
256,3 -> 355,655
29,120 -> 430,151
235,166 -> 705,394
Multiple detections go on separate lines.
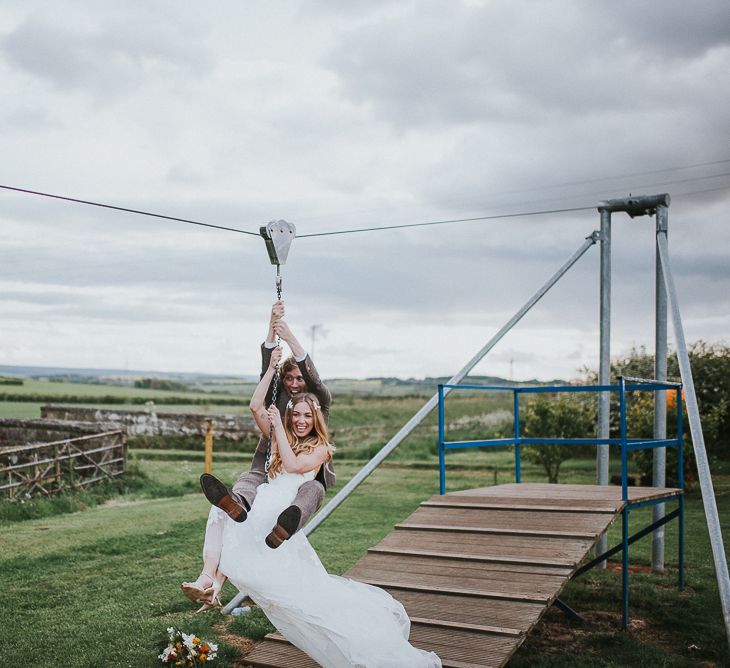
2,379 -> 728,665
2,451 -> 728,667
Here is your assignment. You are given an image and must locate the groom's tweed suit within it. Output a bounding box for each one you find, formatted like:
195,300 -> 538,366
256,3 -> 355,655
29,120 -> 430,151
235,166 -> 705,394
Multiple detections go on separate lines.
231,343 -> 334,532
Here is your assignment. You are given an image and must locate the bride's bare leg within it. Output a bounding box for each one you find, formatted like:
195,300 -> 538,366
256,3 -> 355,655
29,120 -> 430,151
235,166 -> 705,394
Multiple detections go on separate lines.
182,507 -> 226,599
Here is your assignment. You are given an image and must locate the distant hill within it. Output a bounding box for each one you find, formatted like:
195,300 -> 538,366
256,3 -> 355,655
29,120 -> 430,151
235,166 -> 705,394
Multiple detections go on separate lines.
0,364 -> 255,383
0,364 -> 566,397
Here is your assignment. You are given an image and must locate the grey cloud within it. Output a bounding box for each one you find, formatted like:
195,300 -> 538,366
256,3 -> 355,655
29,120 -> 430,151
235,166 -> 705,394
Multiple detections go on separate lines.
1,13 -> 213,95
0,106 -> 58,131
323,1 -> 730,127
606,0 -> 730,58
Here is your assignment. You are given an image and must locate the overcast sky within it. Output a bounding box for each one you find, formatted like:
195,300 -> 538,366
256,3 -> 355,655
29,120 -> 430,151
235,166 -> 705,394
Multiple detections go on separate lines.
1,1 -> 728,381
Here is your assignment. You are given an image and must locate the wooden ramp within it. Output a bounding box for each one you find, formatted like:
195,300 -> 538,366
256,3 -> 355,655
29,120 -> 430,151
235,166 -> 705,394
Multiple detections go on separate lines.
244,483 -> 682,668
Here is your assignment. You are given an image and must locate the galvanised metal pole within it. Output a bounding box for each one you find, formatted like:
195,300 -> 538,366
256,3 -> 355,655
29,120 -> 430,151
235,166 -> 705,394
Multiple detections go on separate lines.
657,234 -> 730,648
652,203 -> 669,573
222,230 -> 601,614
595,207 -> 611,564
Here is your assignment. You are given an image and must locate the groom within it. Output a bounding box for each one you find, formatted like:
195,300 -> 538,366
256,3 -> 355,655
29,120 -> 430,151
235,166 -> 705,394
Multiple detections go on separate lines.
201,300 -> 334,548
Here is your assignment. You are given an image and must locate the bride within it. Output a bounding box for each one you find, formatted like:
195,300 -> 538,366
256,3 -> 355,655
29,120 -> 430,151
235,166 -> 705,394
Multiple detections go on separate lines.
210,348 -> 441,667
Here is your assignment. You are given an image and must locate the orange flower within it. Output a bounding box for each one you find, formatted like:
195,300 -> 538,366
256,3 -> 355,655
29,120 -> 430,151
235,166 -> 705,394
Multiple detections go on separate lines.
665,388 -> 684,408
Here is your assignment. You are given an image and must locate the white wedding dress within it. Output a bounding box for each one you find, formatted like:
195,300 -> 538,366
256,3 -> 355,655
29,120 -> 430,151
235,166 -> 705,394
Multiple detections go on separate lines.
216,469 -> 441,668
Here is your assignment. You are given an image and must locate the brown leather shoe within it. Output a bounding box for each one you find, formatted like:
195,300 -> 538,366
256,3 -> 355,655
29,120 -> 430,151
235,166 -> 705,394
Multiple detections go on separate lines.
199,474 -> 247,523
265,505 -> 301,549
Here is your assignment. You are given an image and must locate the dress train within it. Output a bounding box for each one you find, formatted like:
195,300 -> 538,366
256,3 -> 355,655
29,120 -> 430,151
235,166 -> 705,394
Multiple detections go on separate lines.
217,470 -> 441,668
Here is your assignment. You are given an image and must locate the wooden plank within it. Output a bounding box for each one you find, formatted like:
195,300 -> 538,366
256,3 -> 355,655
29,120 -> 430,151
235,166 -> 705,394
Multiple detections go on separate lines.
244,638 -> 319,668
248,630 -> 512,668
423,499 -> 619,514
410,625 -> 519,668
409,616 -> 522,637
376,529 -> 593,564
356,551 -> 573,577
346,554 -> 568,589
396,522 -> 597,540
421,490 -> 622,514
381,588 -> 545,631
350,570 -> 565,599
369,545 -> 576,568
408,505 -> 615,532
448,483 -> 682,504
358,577 -> 550,603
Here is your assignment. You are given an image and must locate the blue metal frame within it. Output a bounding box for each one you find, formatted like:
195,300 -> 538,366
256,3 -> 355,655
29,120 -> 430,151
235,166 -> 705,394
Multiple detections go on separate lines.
437,376 -> 685,629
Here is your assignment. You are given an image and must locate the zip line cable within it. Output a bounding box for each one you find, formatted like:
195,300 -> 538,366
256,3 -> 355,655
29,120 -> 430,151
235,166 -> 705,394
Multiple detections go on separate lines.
297,175 -> 730,238
296,205 -> 596,238
1,166 -> 729,241
0,184 -> 259,236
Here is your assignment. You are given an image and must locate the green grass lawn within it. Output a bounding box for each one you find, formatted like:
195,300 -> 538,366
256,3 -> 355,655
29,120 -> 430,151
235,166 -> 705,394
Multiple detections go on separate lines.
3,452 -> 728,667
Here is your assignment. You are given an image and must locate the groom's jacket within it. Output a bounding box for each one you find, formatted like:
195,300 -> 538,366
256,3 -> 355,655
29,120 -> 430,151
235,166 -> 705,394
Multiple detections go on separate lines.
251,343 -> 334,489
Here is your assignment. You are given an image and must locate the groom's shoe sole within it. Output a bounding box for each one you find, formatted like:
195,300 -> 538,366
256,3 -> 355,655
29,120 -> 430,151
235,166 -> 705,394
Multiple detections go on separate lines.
199,474 -> 247,523
266,505 -> 301,549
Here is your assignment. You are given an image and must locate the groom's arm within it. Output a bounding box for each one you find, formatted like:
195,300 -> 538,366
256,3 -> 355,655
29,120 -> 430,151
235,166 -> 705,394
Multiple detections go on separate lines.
274,319 -> 331,421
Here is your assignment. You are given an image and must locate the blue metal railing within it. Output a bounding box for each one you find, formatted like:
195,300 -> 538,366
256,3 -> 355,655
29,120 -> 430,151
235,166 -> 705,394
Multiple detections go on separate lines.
438,377 -> 684,500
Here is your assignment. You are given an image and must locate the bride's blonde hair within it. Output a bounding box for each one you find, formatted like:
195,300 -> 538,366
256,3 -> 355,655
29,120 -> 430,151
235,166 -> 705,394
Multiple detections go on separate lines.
267,393 -> 334,479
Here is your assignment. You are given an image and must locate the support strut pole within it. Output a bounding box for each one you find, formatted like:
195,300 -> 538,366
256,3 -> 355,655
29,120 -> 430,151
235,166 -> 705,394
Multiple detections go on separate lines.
303,231 -> 600,536
596,208 -> 611,564
656,234 -> 730,648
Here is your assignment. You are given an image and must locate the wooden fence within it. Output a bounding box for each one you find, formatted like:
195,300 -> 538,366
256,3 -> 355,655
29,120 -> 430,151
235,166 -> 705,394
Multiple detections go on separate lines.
0,430 -> 126,499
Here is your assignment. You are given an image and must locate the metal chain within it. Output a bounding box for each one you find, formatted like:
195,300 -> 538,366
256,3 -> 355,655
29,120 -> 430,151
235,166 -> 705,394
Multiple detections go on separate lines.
264,265 -> 283,481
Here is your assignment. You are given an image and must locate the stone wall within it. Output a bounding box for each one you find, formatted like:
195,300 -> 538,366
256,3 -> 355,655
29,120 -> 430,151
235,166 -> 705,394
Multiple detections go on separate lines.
0,417 -> 123,448
40,404 -> 257,441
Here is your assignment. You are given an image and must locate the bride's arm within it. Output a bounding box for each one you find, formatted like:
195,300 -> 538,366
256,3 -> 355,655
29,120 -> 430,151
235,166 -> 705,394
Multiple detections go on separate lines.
268,406 -> 329,474
250,347 -> 282,437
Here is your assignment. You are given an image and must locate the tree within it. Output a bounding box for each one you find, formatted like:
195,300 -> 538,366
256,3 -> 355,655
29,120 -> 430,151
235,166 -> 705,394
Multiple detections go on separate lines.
522,392 -> 595,483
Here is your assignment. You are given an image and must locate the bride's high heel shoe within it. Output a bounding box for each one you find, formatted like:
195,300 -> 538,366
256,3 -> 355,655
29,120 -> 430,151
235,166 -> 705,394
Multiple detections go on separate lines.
193,574 -> 226,614
181,572 -> 215,604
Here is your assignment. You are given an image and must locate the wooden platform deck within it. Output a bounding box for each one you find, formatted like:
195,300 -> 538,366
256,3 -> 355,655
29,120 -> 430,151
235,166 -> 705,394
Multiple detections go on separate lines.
243,483 -> 682,668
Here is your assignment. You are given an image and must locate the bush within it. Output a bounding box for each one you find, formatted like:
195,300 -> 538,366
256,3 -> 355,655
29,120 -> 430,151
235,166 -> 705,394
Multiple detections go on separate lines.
626,391 -> 695,489
134,377 -> 191,392
583,340 -> 730,461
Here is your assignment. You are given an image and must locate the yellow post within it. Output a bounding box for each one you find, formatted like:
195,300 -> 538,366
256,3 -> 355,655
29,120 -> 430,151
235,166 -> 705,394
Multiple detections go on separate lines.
204,419 -> 213,474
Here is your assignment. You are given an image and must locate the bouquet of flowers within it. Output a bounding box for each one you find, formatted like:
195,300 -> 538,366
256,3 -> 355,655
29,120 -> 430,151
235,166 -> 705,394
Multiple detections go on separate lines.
159,626 -> 218,666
